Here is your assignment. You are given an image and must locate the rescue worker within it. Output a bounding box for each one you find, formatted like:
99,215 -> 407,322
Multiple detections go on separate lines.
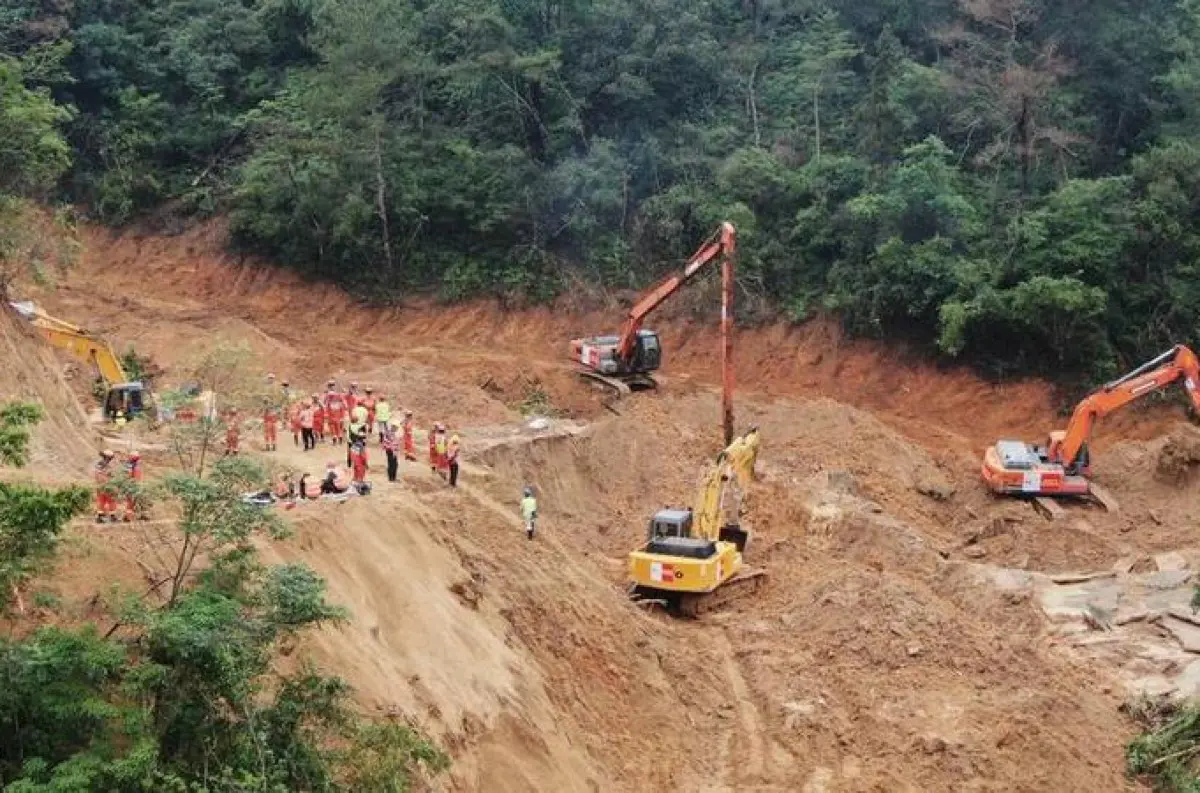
224,409 -> 240,457
262,399 -> 279,452
324,383 -> 346,446
347,401 -> 369,466
312,396 -> 326,442
274,471 -> 297,500
299,400 -> 316,451
447,433 -> 461,488
281,378 -> 293,404
94,449 -> 118,523
375,395 -> 392,443
346,381 -> 361,412
521,486 -> 538,540
434,424 -> 449,478
349,440 -> 369,487
122,450 -> 143,522
361,388 -> 378,434
289,399 -> 303,447
320,461 -> 348,495
381,419 -> 400,482
402,409 -> 417,461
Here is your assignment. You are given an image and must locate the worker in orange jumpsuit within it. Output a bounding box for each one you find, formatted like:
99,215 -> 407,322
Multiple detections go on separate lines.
402,409 -> 416,461
224,409 -> 240,456
262,400 -> 279,452
345,381 -> 360,413
289,400 -> 303,447
324,384 -> 346,446
361,387 -> 378,436
312,396 -> 326,442
94,449 -> 118,523
122,450 -> 143,521
428,423 -> 439,473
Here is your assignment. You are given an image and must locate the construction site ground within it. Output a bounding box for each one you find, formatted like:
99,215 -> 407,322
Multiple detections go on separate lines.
7,220 -> 1200,791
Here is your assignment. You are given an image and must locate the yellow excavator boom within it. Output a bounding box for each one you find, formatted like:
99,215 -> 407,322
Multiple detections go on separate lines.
692,427 -> 760,541
11,301 -> 128,384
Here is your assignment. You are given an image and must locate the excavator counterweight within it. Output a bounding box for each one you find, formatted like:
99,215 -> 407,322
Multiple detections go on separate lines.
983,345 -> 1200,501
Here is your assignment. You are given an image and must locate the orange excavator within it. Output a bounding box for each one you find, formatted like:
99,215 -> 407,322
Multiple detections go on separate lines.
983,345 -> 1200,498
570,222 -> 737,442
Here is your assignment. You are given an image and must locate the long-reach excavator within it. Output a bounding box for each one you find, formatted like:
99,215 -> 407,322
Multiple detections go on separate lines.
628,427 -> 766,617
571,222 -> 737,441
983,345 -> 1200,499
8,300 -> 149,421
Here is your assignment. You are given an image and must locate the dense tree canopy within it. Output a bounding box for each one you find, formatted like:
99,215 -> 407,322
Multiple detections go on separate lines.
4,0 -> 1200,377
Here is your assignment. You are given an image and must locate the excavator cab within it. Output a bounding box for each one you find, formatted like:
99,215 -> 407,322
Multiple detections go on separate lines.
103,382 -> 147,420
644,508 -> 717,559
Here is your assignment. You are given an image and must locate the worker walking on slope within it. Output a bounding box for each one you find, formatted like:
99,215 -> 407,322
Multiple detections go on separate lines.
402,410 -> 416,461
447,433 -> 461,488
122,450 -> 143,522
94,449 -> 118,523
374,394 -> 391,443
521,486 -> 538,540
224,409 -> 240,457
381,419 -> 400,482
262,399 -> 279,452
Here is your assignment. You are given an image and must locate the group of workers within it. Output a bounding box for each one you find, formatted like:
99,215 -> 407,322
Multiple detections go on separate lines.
93,448 -> 143,523
94,373 -> 540,538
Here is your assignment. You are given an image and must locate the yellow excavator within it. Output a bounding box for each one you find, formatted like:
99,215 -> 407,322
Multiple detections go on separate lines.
9,300 -> 149,422
628,428 -> 767,616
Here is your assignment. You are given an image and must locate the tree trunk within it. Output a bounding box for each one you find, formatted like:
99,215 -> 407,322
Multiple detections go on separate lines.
813,79 -> 822,165
373,124 -> 394,273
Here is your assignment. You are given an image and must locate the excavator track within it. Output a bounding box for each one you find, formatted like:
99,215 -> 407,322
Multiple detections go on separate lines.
675,568 -> 767,618
578,371 -> 657,400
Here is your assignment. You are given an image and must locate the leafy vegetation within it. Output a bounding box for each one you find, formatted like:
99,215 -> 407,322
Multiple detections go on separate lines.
1128,700 -> 1200,791
5,0 -> 1200,376
0,401 -> 449,789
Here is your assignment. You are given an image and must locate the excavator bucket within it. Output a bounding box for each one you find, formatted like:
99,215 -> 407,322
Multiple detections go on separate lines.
718,522 -> 750,553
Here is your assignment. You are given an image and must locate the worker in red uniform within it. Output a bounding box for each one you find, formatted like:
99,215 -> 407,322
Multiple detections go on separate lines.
122,450 -> 143,521
224,409 -> 240,456
324,385 -> 346,446
428,423 -> 438,473
312,395 -> 326,443
433,423 -> 449,478
402,409 -> 416,461
262,399 -> 279,452
299,400 -> 316,451
349,440 -> 369,487
361,387 -> 378,436
289,400 -> 303,447
94,449 -> 118,523
345,381 -> 361,413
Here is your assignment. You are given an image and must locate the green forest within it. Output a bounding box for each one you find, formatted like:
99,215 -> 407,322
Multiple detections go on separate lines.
4,0 -> 1200,378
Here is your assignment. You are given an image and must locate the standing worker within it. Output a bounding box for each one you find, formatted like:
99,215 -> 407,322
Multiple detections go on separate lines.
312,396 -> 326,443
381,419 -> 400,482
346,381 -> 361,413
447,433 -> 461,488
362,388 -> 378,439
262,399 -> 279,452
224,409 -> 241,457
324,382 -> 346,446
299,400 -> 316,451
94,449 -> 118,523
374,394 -> 391,443
521,486 -> 538,540
348,401 -> 369,466
402,409 -> 417,461
349,440 -> 369,488
289,399 -> 303,448
122,450 -> 143,522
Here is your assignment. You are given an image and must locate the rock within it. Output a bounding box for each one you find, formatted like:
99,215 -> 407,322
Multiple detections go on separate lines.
915,472 -> 956,502
1162,616 -> 1200,653
907,643 -> 923,657
963,545 -> 987,559
1156,552 -> 1190,573
917,735 -> 948,754
1149,509 -> 1165,526
1144,570 -> 1194,591
781,700 -> 817,730
526,417 -> 550,431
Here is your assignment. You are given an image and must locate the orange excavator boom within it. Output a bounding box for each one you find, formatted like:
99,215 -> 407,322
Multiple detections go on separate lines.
615,222 -> 736,362
1053,345 -> 1200,469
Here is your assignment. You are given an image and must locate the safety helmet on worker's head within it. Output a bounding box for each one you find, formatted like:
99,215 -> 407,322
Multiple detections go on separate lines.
101,449 -> 115,459
389,418 -> 400,427
404,409 -> 413,416
435,422 -> 446,431
523,486 -> 533,497
364,386 -> 373,393
327,379 -> 336,387
350,381 -> 359,388
267,372 -> 276,381
129,450 -> 141,460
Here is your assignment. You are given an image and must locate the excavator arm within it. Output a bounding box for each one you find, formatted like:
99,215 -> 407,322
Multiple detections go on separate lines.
10,301 -> 129,384
1053,345 -> 1200,470
615,222 -> 736,363
692,427 -> 761,541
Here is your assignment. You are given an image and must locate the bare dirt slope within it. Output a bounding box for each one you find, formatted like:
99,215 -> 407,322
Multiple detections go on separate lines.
19,221 -> 1200,791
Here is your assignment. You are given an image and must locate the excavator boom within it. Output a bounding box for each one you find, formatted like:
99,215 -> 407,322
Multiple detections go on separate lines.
983,345 -> 1200,499
11,301 -> 129,384
615,222 -> 736,361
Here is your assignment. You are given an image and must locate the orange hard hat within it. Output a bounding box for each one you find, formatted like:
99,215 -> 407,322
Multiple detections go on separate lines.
129,450 -> 141,460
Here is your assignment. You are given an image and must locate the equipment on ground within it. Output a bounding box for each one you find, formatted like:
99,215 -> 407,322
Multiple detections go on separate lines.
571,223 -> 737,442
983,345 -> 1200,499
628,427 -> 766,617
8,300 -> 148,421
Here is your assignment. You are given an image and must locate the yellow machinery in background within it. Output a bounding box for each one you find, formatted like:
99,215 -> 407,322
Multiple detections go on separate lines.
9,300 -> 148,421
628,428 -> 766,616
